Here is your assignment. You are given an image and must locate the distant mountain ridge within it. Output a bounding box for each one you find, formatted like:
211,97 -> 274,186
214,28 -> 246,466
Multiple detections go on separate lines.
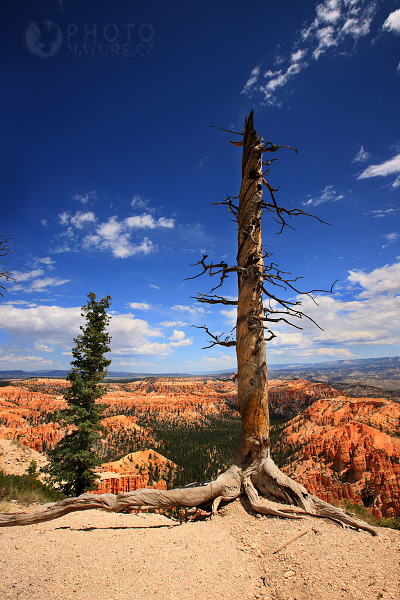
1,356 -> 399,387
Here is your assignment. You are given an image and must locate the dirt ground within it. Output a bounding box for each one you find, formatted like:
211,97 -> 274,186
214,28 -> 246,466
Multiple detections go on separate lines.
0,497 -> 399,600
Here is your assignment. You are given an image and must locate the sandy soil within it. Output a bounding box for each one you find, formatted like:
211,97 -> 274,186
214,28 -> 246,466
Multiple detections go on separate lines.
0,439 -> 48,477
1,497 -> 399,600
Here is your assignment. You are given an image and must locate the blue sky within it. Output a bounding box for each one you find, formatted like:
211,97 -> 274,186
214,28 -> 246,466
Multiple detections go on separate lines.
0,0 -> 399,373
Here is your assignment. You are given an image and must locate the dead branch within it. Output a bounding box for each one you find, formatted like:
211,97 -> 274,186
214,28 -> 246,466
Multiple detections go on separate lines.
271,527 -> 313,554
210,125 -> 243,136
0,235 -> 16,295
191,294 -> 237,306
217,371 -> 238,382
192,325 -> 236,349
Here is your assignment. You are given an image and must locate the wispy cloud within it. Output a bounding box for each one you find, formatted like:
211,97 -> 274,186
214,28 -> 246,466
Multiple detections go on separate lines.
33,257 -> 55,269
242,0 -> 379,105
72,191 -> 97,204
159,320 -> 188,327
131,194 -> 154,211
352,145 -> 371,163
367,208 -> 397,218
9,261 -> 68,293
302,184 -> 344,207
358,153 -> 400,188
172,304 -> 206,316
12,269 -> 44,282
381,232 -> 399,247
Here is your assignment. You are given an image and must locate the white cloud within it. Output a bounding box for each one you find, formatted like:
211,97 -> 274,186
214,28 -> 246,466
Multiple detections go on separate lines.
125,214 -> 174,229
220,308 -> 237,325
209,261 -> 400,361
368,208 -> 397,218
0,305 -> 192,360
159,320 -> 188,327
12,269 -> 44,282
268,262 -> 400,352
172,304 -> 205,316
380,232 -> 399,247
0,350 -> 55,368
34,342 -> 54,353
302,185 -> 344,207
128,302 -> 152,310
242,65 -> 261,94
257,62 -> 306,104
9,265 -> 69,293
170,338 -> 192,348
392,175 -> 400,189
131,195 -> 152,210
242,0 -> 379,104
149,284 -> 160,289
70,211 -> 96,229
382,8 -> 400,34
41,219 -> 47,226
79,213 -> 174,259
58,211 -> 70,226
352,145 -> 371,162
348,262 -> 400,296
83,227 -> 155,259
117,360 -> 157,367
28,277 -> 69,292
72,191 -> 97,204
291,49 -> 307,62
358,153 -> 400,181
169,330 -> 185,341
198,352 -> 237,368
0,305 -> 81,343
316,0 -> 341,24
33,257 -> 55,269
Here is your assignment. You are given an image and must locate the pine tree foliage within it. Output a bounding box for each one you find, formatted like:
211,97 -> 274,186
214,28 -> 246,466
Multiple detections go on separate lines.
44,292 -> 112,496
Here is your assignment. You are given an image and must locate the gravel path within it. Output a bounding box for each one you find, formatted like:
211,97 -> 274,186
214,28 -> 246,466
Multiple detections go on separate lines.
1,498 -> 399,600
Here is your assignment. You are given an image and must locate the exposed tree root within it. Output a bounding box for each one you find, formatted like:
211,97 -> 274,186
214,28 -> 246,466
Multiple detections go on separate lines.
0,460 -> 377,535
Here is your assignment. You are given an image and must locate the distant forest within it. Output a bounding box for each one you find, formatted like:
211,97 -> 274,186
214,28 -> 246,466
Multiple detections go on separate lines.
93,404 -> 296,487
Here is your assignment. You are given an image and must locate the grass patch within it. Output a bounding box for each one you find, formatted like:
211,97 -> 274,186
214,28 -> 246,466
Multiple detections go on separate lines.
0,470 -> 65,506
342,499 -> 400,531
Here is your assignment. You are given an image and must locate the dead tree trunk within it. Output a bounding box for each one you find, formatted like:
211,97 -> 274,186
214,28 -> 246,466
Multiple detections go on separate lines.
0,113 -> 377,535
235,113 -> 270,467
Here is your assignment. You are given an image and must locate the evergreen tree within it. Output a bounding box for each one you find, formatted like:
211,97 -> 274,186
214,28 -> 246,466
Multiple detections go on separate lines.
44,292 -> 112,496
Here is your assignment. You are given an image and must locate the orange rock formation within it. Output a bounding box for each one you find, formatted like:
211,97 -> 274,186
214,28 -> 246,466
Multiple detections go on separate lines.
281,396 -> 400,517
91,449 -> 173,495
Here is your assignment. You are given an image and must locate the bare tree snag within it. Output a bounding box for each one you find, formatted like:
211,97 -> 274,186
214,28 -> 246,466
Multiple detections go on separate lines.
0,113 -> 377,535
235,112 -> 270,468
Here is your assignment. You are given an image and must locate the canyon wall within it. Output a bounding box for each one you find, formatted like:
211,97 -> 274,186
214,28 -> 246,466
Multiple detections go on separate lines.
2,377 -> 400,513
281,396 -> 400,517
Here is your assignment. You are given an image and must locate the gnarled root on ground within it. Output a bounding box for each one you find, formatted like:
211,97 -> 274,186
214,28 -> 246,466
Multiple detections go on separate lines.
0,459 -> 377,535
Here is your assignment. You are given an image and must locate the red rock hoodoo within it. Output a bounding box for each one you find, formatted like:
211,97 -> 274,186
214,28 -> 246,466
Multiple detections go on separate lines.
280,396 -> 400,517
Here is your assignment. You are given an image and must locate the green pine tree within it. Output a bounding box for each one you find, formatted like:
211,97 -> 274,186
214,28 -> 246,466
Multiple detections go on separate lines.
44,292 -> 112,496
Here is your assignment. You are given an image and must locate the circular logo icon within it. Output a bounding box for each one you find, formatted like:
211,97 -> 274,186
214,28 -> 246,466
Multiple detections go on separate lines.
23,20 -> 63,59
